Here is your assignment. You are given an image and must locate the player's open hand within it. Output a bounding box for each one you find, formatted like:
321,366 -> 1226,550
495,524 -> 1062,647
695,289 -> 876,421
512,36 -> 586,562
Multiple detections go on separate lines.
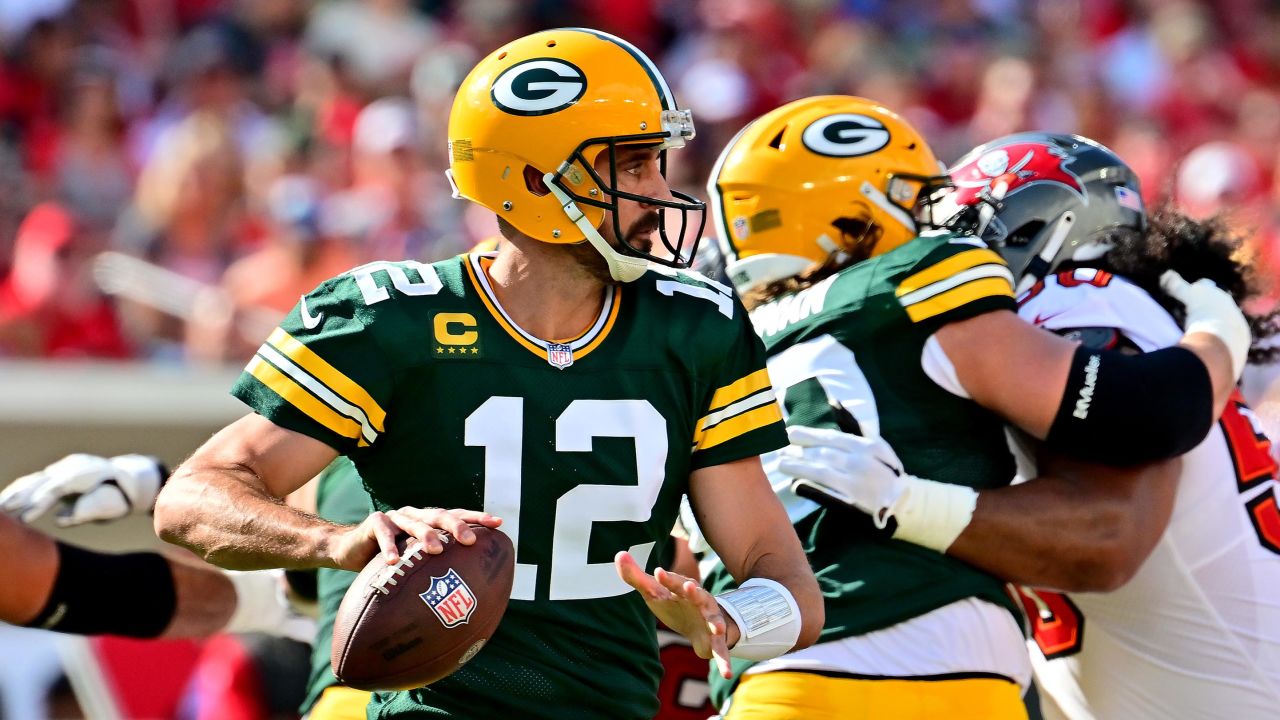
615,550 -> 738,679
329,507 -> 503,571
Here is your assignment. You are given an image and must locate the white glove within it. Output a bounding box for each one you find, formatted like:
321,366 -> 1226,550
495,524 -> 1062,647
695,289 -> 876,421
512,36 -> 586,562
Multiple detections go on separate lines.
778,426 -> 908,527
223,569 -> 317,644
0,453 -> 164,526
777,426 -> 977,552
1161,270 -> 1251,380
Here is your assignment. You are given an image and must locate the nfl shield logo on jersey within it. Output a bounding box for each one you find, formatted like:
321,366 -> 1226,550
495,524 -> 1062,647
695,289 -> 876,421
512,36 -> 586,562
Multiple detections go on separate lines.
546,343 -> 574,370
419,568 -> 477,628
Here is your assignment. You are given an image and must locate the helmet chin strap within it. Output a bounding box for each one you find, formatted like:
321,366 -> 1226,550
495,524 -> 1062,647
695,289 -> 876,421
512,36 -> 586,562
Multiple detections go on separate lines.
546,172 -> 650,283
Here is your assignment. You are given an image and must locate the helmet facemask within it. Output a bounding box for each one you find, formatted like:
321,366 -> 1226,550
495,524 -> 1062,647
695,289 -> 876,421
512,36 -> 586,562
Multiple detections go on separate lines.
543,109 -> 707,283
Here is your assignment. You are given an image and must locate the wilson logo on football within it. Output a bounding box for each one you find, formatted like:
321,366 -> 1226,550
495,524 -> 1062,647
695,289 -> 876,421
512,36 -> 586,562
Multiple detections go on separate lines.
801,114 -> 891,157
420,569 -> 478,627
950,142 -> 1086,206
490,58 -> 587,116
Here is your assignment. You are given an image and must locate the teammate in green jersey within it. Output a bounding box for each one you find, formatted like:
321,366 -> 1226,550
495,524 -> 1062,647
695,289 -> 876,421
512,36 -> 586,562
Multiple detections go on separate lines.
154,28 -> 823,720
698,96 -> 1251,719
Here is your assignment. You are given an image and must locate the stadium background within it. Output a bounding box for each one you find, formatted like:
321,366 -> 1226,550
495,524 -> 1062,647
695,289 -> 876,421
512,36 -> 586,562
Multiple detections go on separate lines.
0,0 -> 1278,717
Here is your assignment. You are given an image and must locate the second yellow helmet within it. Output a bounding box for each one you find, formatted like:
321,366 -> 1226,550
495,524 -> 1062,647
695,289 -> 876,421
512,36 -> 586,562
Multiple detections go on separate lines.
709,96 -> 947,293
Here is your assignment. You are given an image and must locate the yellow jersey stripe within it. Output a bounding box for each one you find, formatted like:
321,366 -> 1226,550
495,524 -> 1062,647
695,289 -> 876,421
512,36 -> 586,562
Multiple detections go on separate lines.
267,328 -> 386,433
896,249 -> 1007,298
695,403 -> 783,452
708,368 -> 772,412
905,276 -> 1015,323
246,355 -> 369,447
898,264 -> 1013,307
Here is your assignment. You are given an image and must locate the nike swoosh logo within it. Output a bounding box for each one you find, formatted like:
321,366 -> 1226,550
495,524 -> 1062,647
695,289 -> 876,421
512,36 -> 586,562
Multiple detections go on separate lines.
1032,311 -> 1066,326
300,296 -> 324,329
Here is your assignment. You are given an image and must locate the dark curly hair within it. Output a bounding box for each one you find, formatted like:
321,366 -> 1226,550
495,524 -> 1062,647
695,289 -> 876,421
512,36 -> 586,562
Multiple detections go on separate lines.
1077,205 -> 1280,364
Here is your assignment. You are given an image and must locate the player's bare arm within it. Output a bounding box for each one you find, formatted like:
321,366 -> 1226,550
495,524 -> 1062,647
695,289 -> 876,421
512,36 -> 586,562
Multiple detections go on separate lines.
683,457 -> 822,648
938,301 -> 1238,463
155,413 -> 501,571
947,452 -> 1180,592
0,512 -> 236,637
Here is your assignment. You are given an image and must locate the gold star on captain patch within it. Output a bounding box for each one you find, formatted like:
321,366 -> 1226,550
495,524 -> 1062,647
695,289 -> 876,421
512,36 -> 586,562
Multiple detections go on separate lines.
436,347 -> 444,353
470,347 -> 479,354
448,347 -> 456,354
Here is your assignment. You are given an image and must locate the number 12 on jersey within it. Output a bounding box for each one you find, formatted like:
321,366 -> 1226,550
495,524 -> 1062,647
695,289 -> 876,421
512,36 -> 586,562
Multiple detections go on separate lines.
466,397 -> 668,602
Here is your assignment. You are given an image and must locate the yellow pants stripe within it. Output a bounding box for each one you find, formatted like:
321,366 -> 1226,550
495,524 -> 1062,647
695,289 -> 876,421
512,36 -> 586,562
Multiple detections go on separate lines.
304,686 -> 371,720
725,671 -> 1028,720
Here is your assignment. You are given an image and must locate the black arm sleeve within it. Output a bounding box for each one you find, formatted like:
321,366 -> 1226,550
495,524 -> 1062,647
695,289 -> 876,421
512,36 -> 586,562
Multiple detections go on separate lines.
25,542 -> 176,638
1045,344 -> 1214,465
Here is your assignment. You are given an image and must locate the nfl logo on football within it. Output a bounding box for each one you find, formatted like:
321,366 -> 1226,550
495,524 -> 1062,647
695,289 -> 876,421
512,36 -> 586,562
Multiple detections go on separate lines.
546,343 -> 573,370
420,568 -> 478,628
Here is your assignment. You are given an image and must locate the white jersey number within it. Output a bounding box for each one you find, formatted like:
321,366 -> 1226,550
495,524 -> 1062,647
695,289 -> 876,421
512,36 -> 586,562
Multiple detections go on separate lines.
465,397 -> 667,601
761,334 -> 889,523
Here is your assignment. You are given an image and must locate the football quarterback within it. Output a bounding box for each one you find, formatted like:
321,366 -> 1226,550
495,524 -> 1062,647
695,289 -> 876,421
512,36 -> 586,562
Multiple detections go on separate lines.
154,28 -> 822,720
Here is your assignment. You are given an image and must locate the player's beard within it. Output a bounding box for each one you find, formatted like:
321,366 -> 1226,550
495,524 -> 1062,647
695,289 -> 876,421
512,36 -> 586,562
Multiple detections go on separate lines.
569,211 -> 659,284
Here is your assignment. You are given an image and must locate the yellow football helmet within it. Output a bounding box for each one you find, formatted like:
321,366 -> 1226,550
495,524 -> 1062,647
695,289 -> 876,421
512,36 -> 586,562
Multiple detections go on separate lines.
448,28 -> 705,283
708,95 -> 948,293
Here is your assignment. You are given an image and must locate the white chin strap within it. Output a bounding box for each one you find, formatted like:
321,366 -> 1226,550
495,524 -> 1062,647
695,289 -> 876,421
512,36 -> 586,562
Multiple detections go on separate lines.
546,172 -> 650,283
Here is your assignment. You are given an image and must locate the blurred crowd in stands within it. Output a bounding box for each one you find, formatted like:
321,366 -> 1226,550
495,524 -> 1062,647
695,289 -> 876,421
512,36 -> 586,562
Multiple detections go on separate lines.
1,0 -> 1279,364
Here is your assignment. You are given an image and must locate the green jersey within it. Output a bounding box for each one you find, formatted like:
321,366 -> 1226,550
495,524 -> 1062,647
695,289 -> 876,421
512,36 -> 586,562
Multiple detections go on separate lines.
703,232 -> 1022,704
300,456 -> 370,716
232,252 -> 786,719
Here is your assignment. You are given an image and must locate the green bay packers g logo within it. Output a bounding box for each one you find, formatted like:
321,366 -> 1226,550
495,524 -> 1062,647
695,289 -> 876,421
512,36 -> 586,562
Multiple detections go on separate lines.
801,114 -> 891,157
491,58 -> 587,116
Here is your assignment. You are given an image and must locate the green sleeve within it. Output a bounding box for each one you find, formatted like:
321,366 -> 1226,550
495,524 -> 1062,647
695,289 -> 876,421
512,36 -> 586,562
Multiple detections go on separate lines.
230,272 -> 398,454
690,293 -> 788,470
892,238 -> 1017,334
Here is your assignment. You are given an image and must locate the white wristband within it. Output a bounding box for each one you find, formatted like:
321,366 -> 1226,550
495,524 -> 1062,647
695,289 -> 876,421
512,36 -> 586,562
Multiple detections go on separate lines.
888,477 -> 978,552
715,577 -> 802,661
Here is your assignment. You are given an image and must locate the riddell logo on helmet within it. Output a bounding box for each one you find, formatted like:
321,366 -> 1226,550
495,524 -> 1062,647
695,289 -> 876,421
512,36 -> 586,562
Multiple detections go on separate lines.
491,58 -> 587,116
950,142 -> 1086,207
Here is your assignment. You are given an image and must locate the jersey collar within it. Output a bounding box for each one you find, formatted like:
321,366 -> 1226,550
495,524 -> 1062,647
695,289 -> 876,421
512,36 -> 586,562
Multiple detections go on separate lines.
462,252 -> 621,364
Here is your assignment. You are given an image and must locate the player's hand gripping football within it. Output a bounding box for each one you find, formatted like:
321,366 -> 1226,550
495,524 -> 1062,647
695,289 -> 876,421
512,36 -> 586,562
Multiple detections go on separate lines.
0,453 -> 164,526
328,506 -> 503,571
616,551 -> 738,679
778,426 -> 909,526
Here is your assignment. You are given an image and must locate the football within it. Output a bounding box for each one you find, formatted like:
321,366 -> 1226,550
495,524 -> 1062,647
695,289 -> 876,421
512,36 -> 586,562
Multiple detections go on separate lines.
331,525 -> 515,691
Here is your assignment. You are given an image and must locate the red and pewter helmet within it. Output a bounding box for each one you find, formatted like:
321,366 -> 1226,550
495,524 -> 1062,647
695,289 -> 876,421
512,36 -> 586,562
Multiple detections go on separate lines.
940,133 -> 1147,293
